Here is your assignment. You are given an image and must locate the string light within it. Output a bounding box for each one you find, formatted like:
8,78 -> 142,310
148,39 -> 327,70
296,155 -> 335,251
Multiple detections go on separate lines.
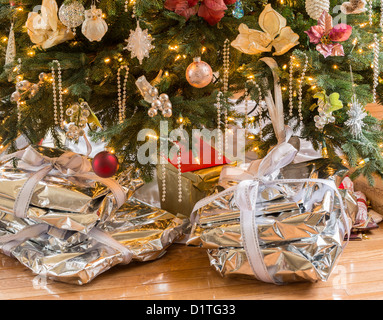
104,57 -> 111,63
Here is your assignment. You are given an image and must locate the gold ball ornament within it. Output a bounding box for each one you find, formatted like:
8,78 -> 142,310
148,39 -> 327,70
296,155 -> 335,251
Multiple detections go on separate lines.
186,57 -> 213,88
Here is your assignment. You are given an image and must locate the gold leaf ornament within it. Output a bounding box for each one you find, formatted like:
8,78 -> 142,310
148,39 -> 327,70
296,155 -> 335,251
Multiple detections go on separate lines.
231,4 -> 299,56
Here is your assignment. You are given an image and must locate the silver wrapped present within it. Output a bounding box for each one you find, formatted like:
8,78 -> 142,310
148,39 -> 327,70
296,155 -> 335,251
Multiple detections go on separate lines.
0,145 -> 127,233
187,57 -> 357,285
187,157 -> 357,284
0,145 -> 188,284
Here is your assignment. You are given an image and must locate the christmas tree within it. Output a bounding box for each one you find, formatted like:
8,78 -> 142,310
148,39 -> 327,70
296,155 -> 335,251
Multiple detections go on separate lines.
0,0 -> 383,184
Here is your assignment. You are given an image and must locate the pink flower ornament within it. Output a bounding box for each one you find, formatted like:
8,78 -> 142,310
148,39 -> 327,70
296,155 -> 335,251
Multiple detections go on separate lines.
305,11 -> 352,58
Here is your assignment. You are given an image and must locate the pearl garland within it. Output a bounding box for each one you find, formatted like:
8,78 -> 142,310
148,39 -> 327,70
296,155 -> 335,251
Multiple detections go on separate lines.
289,54 -> 308,122
216,91 -> 223,161
380,0 -> 383,29
369,0 -> 373,26
298,54 -> 308,121
161,138 -> 167,203
176,143 -> 182,203
373,33 -> 380,103
289,55 -> 295,117
117,65 -> 129,123
51,60 -> 64,129
222,39 -> 230,153
245,80 -> 264,139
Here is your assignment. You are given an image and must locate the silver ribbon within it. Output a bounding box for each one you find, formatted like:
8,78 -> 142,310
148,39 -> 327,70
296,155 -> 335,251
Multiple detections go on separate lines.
190,58 -> 352,284
0,144 -> 126,219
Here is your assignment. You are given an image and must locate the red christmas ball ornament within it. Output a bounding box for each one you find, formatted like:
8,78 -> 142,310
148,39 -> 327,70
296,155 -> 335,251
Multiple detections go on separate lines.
92,151 -> 119,178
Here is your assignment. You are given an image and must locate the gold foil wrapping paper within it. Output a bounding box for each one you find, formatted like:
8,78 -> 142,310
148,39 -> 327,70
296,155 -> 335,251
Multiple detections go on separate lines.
0,146 -> 136,233
0,145 -> 188,284
187,159 -> 358,284
157,163 -> 226,217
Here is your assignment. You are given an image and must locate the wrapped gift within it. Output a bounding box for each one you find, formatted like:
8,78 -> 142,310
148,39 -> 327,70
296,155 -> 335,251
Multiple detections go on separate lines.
0,145 -> 127,233
0,197 -> 188,285
187,57 -> 356,284
157,138 -> 231,217
187,158 -> 357,284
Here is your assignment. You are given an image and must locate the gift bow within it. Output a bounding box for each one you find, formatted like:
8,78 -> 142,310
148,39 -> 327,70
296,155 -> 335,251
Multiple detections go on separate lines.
0,145 -> 126,219
190,58 -> 351,284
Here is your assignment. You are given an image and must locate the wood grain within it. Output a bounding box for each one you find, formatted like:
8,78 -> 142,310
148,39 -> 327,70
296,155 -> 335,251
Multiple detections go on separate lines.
0,227 -> 383,300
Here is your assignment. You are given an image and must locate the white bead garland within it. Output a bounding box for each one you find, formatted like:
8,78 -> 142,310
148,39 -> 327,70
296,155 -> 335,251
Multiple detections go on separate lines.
289,54 -> 308,122
289,55 -> 294,117
117,65 -> 129,123
245,80 -> 264,139
51,60 -> 64,129
177,143 -> 182,203
298,54 -> 308,121
222,39 -> 230,153
380,0 -> 383,29
216,91 -> 223,160
369,0 -> 373,26
161,138 -> 167,203
373,33 -> 380,103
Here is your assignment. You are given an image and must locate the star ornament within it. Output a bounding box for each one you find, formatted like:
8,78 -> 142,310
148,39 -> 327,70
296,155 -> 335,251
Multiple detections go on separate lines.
124,21 -> 155,65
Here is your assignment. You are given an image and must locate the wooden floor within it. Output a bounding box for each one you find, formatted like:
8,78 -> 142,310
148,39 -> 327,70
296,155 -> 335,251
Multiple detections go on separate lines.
1,226 -> 383,300
1,104 -> 383,301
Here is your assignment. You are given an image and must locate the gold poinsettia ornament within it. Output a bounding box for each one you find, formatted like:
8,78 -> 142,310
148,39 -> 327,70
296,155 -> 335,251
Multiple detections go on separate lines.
231,4 -> 299,56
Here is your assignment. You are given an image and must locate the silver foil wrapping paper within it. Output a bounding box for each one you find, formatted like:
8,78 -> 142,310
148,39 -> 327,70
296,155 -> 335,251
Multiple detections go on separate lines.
0,197 -> 188,285
187,159 -> 358,284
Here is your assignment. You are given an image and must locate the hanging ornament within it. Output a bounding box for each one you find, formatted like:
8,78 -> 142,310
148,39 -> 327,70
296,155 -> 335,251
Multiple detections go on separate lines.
231,5 -> 300,56
58,0 -> 85,35
117,65 -> 129,123
124,21 -> 155,65
340,0 -> 367,14
92,151 -> 119,178
345,97 -> 367,138
5,22 -> 16,66
232,0 -> 244,19
305,0 -> 330,20
81,3 -> 108,42
313,91 -> 344,130
186,57 -> 213,88
64,101 -> 91,141
51,59 -> 64,129
136,75 -> 173,118
373,33 -> 380,103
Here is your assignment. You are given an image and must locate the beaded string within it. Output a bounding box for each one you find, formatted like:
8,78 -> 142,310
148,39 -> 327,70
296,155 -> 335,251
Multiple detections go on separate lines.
373,33 -> 380,103
161,137 -> 167,203
245,80 -> 263,139
288,55 -> 295,117
380,0 -> 383,29
369,0 -> 373,26
216,91 -> 223,161
297,54 -> 308,122
117,65 -> 129,123
223,39 -> 230,152
289,54 -> 308,122
51,60 -> 64,129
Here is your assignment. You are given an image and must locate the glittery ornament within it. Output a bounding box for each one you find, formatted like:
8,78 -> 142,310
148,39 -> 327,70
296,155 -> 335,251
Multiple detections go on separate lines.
305,0 -> 330,20
5,23 -> 16,66
124,21 -> 155,65
81,5 -> 108,42
58,1 -> 85,35
186,57 -> 213,88
232,0 -> 244,18
345,98 -> 367,138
